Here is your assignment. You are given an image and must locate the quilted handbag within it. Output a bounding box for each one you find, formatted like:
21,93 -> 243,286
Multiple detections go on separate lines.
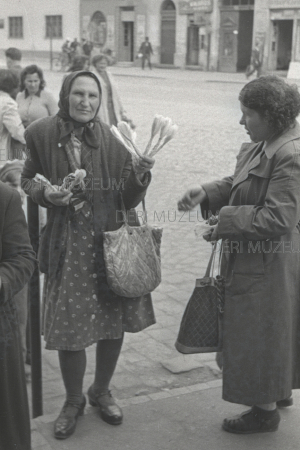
175,243 -> 225,354
103,199 -> 163,298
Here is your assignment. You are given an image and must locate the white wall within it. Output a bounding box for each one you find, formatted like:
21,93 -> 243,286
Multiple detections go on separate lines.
0,0 -> 81,53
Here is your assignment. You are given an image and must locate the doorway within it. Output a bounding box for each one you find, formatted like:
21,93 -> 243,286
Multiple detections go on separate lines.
120,21 -> 134,62
161,0 -> 176,64
276,20 -> 293,70
219,9 -> 253,72
187,25 -> 199,65
237,10 -> 253,71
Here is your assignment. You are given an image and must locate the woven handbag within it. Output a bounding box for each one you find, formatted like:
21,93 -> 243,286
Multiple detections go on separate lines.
103,199 -> 163,298
175,243 -> 225,354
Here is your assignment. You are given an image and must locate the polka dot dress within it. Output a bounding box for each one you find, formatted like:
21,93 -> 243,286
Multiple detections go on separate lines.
43,202 -> 156,351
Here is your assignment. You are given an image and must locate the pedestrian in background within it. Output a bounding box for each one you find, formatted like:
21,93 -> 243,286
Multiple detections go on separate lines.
0,69 -> 25,162
178,76 -> 300,434
68,55 -> 89,72
246,41 -> 262,79
21,70 -> 155,440
138,37 -> 153,70
70,38 -> 80,64
17,64 -> 58,128
92,54 -> 135,128
0,180 -> 36,450
17,64 -> 57,366
5,47 -> 22,82
81,38 -> 94,67
62,38 -> 72,66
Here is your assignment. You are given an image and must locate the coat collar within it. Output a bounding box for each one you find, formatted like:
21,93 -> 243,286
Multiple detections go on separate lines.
231,142 -> 263,189
231,122 -> 300,190
263,122 -> 300,159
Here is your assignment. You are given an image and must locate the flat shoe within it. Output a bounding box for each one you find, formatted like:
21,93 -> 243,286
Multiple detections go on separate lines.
222,406 -> 280,434
277,396 -> 293,408
54,396 -> 86,440
87,385 -> 123,425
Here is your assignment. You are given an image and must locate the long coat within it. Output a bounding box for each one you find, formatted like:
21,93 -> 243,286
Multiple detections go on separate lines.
21,116 -> 156,346
0,182 -> 36,450
202,123 -> 300,405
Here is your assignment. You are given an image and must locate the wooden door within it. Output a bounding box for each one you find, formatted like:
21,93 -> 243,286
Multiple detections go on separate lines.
161,11 -> 176,64
187,26 -> 199,65
219,11 -> 239,72
120,21 -> 134,62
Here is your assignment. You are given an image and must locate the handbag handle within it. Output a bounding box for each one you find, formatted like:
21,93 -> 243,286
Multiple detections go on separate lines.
120,194 -> 147,225
205,242 -> 221,278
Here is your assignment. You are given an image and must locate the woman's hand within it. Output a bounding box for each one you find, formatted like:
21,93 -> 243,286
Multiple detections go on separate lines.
178,187 -> 207,211
133,155 -> 155,180
44,185 -> 73,206
203,225 -> 219,242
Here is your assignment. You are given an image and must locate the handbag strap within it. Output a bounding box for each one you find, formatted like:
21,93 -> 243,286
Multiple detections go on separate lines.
204,241 -> 221,278
120,194 -> 147,225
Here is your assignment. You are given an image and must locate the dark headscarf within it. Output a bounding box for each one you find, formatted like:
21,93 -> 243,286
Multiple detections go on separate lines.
57,71 -> 102,148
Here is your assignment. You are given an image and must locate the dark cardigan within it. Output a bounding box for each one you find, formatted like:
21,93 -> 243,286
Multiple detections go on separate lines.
21,115 -> 150,277
0,182 -> 35,450
0,182 -> 36,303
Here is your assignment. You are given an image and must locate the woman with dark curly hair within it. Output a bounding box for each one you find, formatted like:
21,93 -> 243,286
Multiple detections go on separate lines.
17,64 -> 58,128
178,76 -> 300,434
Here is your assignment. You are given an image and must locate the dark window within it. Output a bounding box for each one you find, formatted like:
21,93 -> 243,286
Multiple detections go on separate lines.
9,17 -> 23,38
162,0 -> 176,10
124,22 -> 130,46
46,15 -> 62,38
200,35 -> 205,50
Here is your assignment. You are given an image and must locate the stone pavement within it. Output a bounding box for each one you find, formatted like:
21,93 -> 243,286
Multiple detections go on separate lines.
31,386 -> 300,450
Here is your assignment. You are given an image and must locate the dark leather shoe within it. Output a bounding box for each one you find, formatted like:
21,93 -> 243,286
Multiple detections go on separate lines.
222,406 -> 280,434
87,385 -> 123,425
277,396 -> 293,408
54,396 -> 86,440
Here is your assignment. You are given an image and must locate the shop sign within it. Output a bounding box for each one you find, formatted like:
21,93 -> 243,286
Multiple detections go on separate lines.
179,0 -> 213,15
270,0 -> 300,7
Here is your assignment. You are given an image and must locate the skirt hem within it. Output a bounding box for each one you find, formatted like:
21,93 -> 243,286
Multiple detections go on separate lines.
44,319 -> 156,351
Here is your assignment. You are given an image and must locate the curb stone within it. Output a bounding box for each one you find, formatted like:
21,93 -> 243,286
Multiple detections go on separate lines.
31,380 -> 223,450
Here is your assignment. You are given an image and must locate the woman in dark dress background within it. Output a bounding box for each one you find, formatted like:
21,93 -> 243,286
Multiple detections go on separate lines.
0,182 -> 36,450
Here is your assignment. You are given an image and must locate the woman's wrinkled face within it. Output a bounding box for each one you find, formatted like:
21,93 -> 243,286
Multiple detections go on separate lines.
239,102 -> 274,143
68,76 -> 100,123
24,73 -> 41,95
95,58 -> 108,73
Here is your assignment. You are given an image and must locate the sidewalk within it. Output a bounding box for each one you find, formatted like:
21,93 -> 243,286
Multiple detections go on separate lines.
32,385 -> 300,450
0,55 -> 259,85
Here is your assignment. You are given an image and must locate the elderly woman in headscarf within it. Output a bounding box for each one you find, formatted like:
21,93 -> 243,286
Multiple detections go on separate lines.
21,71 -> 156,440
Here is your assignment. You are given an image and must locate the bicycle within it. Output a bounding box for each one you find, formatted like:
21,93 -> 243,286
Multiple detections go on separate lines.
52,52 -> 70,72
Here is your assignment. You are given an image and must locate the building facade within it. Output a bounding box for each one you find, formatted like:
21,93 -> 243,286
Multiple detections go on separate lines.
0,0 -> 298,72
